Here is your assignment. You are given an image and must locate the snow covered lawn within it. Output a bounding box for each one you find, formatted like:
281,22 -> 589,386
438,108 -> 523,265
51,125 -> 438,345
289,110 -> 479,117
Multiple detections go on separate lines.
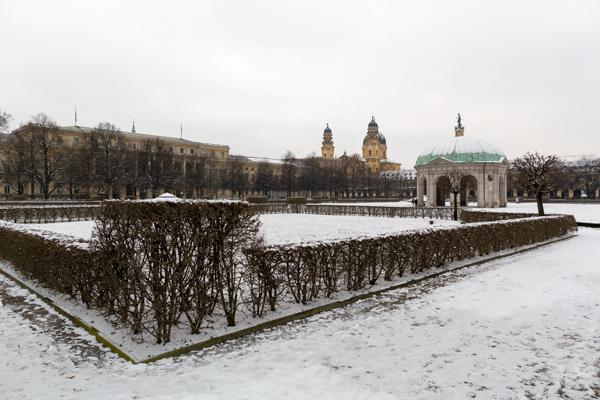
24,214 -> 459,245
1,229 -> 598,399
325,200 -> 600,223
481,202 -> 600,223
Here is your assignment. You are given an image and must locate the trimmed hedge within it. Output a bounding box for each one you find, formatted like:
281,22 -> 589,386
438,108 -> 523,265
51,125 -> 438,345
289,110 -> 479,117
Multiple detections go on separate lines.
252,204 -> 456,219
460,209 -> 538,223
0,224 -> 91,300
0,206 -> 100,223
0,201 -> 101,207
91,201 -> 261,343
243,215 -> 576,314
0,203 -> 577,345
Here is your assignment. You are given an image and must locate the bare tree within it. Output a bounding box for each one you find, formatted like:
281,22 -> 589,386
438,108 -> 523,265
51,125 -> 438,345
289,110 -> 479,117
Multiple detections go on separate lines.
223,157 -> 248,199
147,138 -> 174,197
280,151 -> 296,197
93,122 -> 125,199
16,114 -> 71,199
254,159 -> 274,197
440,170 -> 476,221
512,152 -> 566,215
572,157 -> 600,199
0,109 -> 11,134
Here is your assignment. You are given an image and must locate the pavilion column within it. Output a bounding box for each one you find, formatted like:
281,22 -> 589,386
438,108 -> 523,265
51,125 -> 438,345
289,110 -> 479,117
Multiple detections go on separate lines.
416,175 -> 424,206
427,174 -> 437,207
476,172 -> 485,207
492,171 -> 500,208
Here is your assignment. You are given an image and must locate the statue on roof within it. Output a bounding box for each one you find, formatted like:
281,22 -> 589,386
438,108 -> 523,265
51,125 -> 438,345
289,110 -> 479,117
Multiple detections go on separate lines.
457,113 -> 462,128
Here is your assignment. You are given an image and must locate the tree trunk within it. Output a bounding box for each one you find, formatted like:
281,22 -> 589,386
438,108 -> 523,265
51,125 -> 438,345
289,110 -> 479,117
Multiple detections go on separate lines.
536,193 -> 545,215
453,192 -> 458,221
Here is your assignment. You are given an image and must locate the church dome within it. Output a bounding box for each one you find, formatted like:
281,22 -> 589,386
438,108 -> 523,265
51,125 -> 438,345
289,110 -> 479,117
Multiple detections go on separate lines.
363,116 -> 386,145
324,123 -> 331,133
415,135 -> 506,167
363,133 -> 386,145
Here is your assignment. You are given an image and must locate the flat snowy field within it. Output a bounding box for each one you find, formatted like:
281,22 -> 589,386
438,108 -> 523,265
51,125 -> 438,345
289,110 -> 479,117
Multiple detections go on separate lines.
1,228 -> 598,399
25,214 -> 458,245
481,202 -> 600,223
326,201 -> 600,223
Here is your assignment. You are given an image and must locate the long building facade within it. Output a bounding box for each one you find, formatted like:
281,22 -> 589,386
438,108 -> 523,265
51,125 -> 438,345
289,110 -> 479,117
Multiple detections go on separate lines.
0,118 -> 414,201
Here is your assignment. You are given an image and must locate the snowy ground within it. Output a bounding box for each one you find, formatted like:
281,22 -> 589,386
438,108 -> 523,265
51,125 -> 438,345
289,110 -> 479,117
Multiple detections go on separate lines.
481,202 -> 600,223
326,201 -> 600,223
1,228 -> 599,399
25,214 -> 458,245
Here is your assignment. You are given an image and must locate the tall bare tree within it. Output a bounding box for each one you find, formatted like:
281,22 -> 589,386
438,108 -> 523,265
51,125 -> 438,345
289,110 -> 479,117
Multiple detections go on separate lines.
254,159 -> 274,197
280,151 -> 296,197
16,114 -> 71,199
573,156 -> 600,199
440,169 -> 477,221
146,138 -> 174,197
512,152 -> 565,215
0,109 -> 11,134
93,122 -> 125,199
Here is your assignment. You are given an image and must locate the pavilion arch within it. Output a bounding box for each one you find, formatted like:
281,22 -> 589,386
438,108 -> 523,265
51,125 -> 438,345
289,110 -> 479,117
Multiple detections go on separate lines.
459,174 -> 478,206
435,176 -> 451,206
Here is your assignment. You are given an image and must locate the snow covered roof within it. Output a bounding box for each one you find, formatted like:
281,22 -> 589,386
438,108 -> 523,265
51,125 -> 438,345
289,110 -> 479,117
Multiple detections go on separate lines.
19,125 -> 230,149
379,169 -> 416,179
415,135 -> 507,167
153,192 -> 183,202
559,154 -> 600,167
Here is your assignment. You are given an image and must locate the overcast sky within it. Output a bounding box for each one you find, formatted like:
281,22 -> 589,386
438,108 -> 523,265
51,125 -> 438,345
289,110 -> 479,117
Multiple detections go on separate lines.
1,0 -> 599,166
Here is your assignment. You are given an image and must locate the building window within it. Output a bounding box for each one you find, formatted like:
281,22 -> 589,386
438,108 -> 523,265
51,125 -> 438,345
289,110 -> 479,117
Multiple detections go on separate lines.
170,147 -> 173,152
190,149 -> 194,155
133,143 -> 137,149
4,185 -> 10,194
369,150 -> 372,156
73,137 -> 79,145
211,150 -> 216,159
180,148 -> 184,154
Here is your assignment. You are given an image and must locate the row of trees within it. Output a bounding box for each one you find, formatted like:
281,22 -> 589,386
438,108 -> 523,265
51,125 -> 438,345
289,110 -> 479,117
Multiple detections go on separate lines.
507,155 -> 600,200
250,151 -> 410,200
0,111 -> 413,200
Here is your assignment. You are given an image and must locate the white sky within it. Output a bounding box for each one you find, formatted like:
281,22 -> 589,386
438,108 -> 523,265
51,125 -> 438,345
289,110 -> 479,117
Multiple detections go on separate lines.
1,0 -> 599,166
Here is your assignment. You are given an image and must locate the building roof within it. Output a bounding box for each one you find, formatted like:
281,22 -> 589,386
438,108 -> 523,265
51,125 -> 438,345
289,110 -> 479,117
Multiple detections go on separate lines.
14,124 -> 229,150
380,169 -> 416,179
559,154 -> 600,167
415,135 -> 506,167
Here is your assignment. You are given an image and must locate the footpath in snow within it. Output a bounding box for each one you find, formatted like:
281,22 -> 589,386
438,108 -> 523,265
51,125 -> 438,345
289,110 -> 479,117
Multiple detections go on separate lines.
1,229 -> 599,399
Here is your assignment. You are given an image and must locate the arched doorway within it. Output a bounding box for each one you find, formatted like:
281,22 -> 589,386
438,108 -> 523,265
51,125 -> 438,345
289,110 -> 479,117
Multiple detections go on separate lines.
459,175 -> 478,206
436,176 -> 451,206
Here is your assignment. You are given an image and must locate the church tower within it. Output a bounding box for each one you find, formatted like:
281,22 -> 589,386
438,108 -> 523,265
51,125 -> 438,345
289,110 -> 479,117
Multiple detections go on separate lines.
362,116 -> 387,172
321,123 -> 335,159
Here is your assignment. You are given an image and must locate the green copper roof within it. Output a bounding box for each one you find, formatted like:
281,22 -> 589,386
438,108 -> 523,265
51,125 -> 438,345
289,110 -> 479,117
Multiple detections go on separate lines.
415,136 -> 506,167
